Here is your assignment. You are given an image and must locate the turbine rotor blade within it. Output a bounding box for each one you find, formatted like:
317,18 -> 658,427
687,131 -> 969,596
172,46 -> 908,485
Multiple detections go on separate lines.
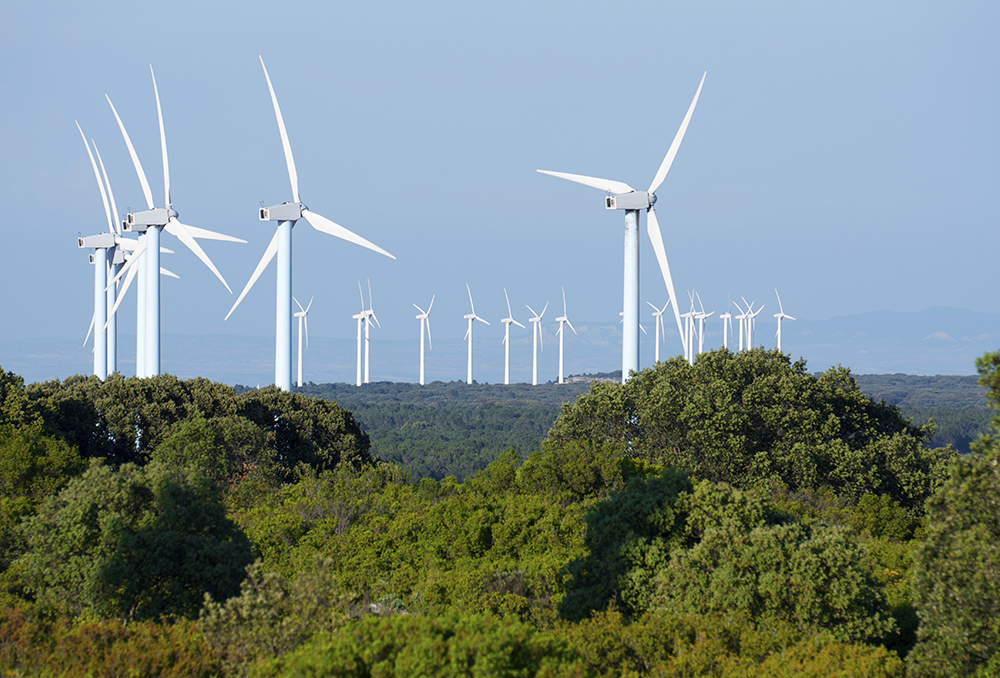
513,320 -> 526,329
648,72 -> 706,195
83,311 -> 95,347
93,142 -> 120,235
180,224 -> 247,243
106,94 -> 154,210
259,55 -> 299,203
225,229 -> 279,320
647,207 -> 685,355
305,295 -> 313,313
165,219 -> 232,293
76,122 -> 113,233
150,65 -> 170,208
301,210 -> 395,259
427,294 -> 435,314
567,318 -> 577,335
160,267 -> 179,279
536,169 -> 635,195
294,296 -> 304,313
426,318 -> 432,350
504,288 -> 513,317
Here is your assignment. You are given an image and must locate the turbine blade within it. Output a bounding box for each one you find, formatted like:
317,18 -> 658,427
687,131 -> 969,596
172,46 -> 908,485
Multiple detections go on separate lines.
304,316 -> 309,349
647,207 -> 685,356
514,320 -> 526,329
467,283 -> 475,315
180,224 -> 247,243
92,142 -> 120,235
301,210 -> 395,259
305,295 -> 313,313
427,294 -> 435,314
562,286 -> 567,316
413,304 -> 426,315
160,267 -> 179,279
426,318 -> 432,350
150,66 -> 170,208
165,219 -> 232,293
108,237 -> 145,289
293,296 -> 304,313
83,311 -> 95,347
225,229 -> 279,320
540,301 -> 548,318
567,318 -> 577,335
775,288 -> 785,315
76,122 -> 113,233
358,281 -> 365,311
505,288 -> 513,317
259,55 -> 299,203
106,94 -> 154,210
104,255 -> 141,331
648,72 -> 706,195
536,169 -> 635,195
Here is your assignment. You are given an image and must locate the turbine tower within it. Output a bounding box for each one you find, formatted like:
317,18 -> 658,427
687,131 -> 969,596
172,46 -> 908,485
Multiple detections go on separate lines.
527,301 -> 549,386
109,67 -> 241,377
500,289 -> 525,385
293,295 -> 312,387
774,289 -> 795,352
648,300 -> 670,364
414,295 -> 434,385
538,73 -> 706,382
225,56 -> 395,391
554,287 -> 576,384
464,284 -> 489,384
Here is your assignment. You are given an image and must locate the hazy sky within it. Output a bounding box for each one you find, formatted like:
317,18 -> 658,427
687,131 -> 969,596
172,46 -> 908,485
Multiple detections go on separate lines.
1,1 -> 997,382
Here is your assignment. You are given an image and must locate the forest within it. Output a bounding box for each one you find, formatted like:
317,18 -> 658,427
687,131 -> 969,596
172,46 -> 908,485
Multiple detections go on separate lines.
2,348 -> 999,676
261,372 -> 991,481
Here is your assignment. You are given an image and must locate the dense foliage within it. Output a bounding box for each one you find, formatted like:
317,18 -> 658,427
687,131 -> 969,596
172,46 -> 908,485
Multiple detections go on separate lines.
1,348 -> 998,676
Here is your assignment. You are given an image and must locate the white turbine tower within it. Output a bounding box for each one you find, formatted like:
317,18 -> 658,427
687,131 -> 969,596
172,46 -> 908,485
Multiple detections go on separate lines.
648,300 -> 670,364
774,289 -> 795,352
414,295 -> 434,386
538,73 -> 706,382
293,295 -> 312,387
225,56 -> 395,391
526,302 -> 548,386
500,289 -> 525,385
555,288 -> 577,384
464,284 -> 490,384
108,66 -> 242,377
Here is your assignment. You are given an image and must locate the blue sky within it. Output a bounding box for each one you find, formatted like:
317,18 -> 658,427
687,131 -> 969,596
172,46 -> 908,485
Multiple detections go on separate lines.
1,1 -> 998,383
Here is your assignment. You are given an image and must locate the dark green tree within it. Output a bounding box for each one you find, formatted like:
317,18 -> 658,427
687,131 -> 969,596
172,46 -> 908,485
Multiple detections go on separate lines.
21,460 -> 253,622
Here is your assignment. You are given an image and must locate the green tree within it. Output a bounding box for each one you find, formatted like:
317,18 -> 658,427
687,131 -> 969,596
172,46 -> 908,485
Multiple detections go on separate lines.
21,460 -> 253,622
547,349 -> 952,508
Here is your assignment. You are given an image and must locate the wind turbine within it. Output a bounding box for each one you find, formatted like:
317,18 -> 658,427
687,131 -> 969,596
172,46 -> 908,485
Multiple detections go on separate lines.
352,288 -> 366,387
774,289 -> 795,352
362,280 -> 380,384
107,67 -> 243,377
527,301 -> 549,386
464,284 -> 490,384
694,293 -> 713,356
225,56 -> 395,391
500,289 -> 525,385
414,295 -> 434,385
720,307 -> 733,350
741,297 -> 764,349
681,294 -> 698,365
554,287 -> 576,384
293,296 -> 312,387
648,300 -> 670,364
538,72 -> 706,382
76,121 -> 120,380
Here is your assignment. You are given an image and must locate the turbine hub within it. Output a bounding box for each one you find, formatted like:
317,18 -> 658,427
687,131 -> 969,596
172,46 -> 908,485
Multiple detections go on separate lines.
260,201 -> 305,222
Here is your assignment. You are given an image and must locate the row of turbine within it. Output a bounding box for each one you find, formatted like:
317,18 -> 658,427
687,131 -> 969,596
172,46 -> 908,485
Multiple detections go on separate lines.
78,62 -> 709,388
291,283 -> 794,386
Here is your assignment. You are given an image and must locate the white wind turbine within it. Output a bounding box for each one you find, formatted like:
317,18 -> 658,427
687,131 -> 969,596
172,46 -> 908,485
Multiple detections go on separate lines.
107,66 -> 243,378
360,280 -> 380,384
293,295 -> 312,387
527,301 -> 549,386
742,297 -> 765,349
733,299 -> 748,351
225,56 -> 395,391
538,73 -> 706,382
695,293 -> 713,356
720,307 -> 733,350
500,289 -> 525,385
464,284 -> 490,384
352,289 -> 366,387
681,294 -> 698,365
413,295 -> 434,386
774,289 -> 795,352
647,300 -> 670,364
554,287 -> 577,384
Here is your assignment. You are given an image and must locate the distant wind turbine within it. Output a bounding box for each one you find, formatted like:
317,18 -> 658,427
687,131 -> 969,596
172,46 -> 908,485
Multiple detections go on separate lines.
720,307 -> 733,350
352,288 -> 366,386
774,289 -> 795,352
361,280 -> 380,384
538,73 -> 707,381
555,287 -> 577,384
500,289 -> 525,385
293,295 -> 312,387
527,301 -> 549,386
464,284 -> 489,384
647,300 -> 670,364
414,295 -> 434,385
695,293 -> 713,357
224,56 -> 395,391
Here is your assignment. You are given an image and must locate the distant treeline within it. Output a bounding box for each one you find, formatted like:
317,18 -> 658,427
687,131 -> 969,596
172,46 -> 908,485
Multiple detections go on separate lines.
242,371 -> 996,481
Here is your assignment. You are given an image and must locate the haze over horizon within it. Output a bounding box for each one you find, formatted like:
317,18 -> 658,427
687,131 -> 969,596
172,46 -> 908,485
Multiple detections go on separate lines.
2,2 -> 997,386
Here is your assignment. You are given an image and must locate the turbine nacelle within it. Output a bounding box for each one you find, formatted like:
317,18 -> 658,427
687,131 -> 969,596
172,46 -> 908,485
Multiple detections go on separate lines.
124,207 -> 177,231
605,191 -> 655,211
78,233 -> 117,249
260,201 -> 305,222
